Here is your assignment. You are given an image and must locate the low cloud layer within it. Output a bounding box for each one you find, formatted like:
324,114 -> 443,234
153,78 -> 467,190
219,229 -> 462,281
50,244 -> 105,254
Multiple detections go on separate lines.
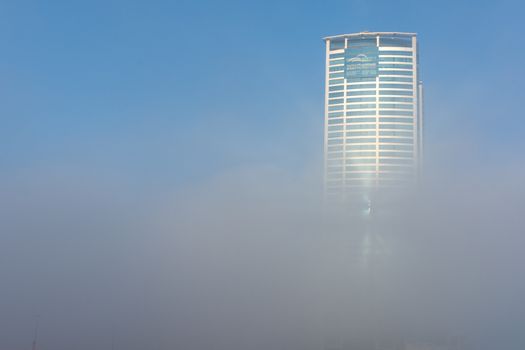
1,160 -> 525,350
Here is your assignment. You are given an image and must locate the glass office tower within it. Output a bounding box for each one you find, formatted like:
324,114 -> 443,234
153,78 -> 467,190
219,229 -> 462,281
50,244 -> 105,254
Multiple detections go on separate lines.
323,32 -> 423,201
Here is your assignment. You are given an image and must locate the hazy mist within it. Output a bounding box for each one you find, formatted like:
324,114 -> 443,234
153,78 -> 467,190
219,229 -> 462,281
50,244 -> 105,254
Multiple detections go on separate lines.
1,151 -> 525,349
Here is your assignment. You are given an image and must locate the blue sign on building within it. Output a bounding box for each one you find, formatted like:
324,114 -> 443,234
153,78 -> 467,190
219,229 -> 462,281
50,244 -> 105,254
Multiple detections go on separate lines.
344,45 -> 379,79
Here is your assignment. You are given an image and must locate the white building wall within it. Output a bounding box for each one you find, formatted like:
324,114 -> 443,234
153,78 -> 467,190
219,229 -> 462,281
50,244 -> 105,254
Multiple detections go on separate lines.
323,32 -> 422,201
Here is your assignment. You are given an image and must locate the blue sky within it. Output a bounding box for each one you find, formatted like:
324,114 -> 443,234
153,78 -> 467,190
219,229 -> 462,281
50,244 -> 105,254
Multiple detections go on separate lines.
1,0 -> 524,188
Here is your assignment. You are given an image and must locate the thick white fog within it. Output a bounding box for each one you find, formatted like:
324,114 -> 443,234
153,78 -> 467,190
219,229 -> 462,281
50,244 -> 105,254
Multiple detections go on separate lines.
1,158 -> 525,350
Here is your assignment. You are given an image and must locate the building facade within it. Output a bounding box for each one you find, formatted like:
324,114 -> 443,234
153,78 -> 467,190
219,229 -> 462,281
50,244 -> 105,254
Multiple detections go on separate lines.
323,32 -> 423,201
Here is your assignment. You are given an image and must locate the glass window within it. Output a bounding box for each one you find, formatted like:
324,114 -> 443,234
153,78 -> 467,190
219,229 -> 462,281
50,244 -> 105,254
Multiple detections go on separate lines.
348,37 -> 377,46
329,72 -> 345,78
346,178 -> 374,187
346,173 -> 376,178
379,70 -> 413,76
327,166 -> 343,172
378,57 -> 412,63
347,83 -> 376,89
379,117 -> 412,123
329,79 -> 345,86
379,165 -> 412,171
379,50 -> 412,56
379,103 -> 413,110
328,98 -> 344,105
379,96 -> 413,102
329,105 -> 344,111
328,132 -> 344,138
379,124 -> 413,130
328,139 -> 344,145
345,182 -> 372,189
329,53 -> 345,59
328,118 -> 344,125
379,77 -> 413,82
347,110 -> 376,116
379,110 -> 413,116
379,151 -> 412,157
347,131 -> 376,137
346,144 -> 376,150
379,137 -> 413,144
330,59 -> 345,66
379,83 -> 413,89
347,97 -> 376,103
379,130 -> 413,137
346,137 -> 376,143
379,36 -> 412,48
347,103 -> 376,109
347,90 -> 376,96
346,165 -> 376,171
379,158 -> 413,164
328,145 -> 344,152
347,117 -> 376,123
328,112 -> 344,117
378,63 -> 412,69
346,123 -> 376,130
328,125 -> 344,131
329,92 -> 345,98
327,152 -> 344,158
329,66 -> 345,72
327,166 -> 344,172
347,77 -> 376,83
379,90 -> 413,96
329,85 -> 344,91
380,144 -> 413,151
327,159 -> 344,166
330,39 -> 345,50
346,158 -> 376,164
346,151 -> 376,157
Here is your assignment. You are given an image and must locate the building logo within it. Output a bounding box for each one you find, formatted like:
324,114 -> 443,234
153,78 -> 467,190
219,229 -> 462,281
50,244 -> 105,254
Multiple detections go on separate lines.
344,45 -> 378,79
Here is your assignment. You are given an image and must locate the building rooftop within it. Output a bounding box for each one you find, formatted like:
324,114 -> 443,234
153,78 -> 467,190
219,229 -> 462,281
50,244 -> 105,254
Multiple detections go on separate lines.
323,31 -> 416,41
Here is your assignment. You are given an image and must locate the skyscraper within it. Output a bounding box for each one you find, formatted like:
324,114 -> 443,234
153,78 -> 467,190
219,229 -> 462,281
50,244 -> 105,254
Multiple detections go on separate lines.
323,32 -> 423,201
